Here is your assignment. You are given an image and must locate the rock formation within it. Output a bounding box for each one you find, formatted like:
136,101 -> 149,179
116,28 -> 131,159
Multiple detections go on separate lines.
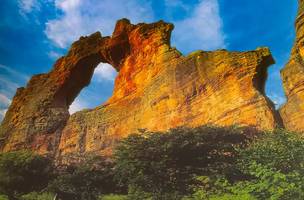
0,18 -> 281,157
280,0 -> 304,131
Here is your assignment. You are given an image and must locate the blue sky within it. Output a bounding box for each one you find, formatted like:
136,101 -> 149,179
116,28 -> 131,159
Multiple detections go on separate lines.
0,0 -> 298,121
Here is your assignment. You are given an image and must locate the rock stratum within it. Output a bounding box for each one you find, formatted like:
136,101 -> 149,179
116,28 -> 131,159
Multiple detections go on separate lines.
280,0 -> 304,131
1,0 -> 304,157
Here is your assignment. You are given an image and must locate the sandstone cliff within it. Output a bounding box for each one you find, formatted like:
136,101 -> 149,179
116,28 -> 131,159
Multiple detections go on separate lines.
0,19 -> 281,156
280,0 -> 304,131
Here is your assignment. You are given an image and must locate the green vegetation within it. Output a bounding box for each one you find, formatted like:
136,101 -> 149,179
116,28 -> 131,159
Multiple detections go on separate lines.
0,126 -> 303,200
0,150 -> 52,200
114,126 -> 252,198
185,129 -> 304,200
0,195 -> 8,200
19,192 -> 54,200
99,194 -> 128,200
48,154 -> 121,200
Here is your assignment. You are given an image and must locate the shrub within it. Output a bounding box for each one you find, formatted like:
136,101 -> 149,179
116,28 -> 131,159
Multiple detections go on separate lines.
188,168 -> 304,200
99,194 -> 128,200
0,195 -> 8,200
19,192 -> 54,200
238,129 -> 304,174
114,126 -> 254,198
187,129 -> 304,200
0,150 -> 53,200
235,129 -> 304,199
48,154 -> 121,200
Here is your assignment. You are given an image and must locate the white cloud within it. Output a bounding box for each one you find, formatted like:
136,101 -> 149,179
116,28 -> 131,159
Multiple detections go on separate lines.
0,109 -> 8,122
267,93 -> 286,109
164,0 -> 189,10
0,77 -> 20,96
0,93 -> 12,122
45,0 -> 154,48
0,64 -> 29,122
0,94 -> 11,121
0,94 -> 11,106
45,0 -> 225,52
68,63 -> 117,113
18,0 -> 41,14
0,64 -> 29,81
0,65 -> 29,98
47,50 -> 63,59
93,63 -> 117,82
171,0 -> 225,54
69,97 -> 88,114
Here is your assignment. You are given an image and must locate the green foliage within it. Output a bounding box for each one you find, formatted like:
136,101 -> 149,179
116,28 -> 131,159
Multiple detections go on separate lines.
0,127 -> 303,200
0,150 -> 53,199
99,194 -> 128,200
234,163 -> 304,199
19,192 -> 54,200
114,126 -> 252,198
238,129 -> 304,174
125,186 -> 152,200
0,195 -> 8,200
188,167 -> 304,200
48,154 -> 121,200
234,129 -> 304,200
187,129 -> 304,200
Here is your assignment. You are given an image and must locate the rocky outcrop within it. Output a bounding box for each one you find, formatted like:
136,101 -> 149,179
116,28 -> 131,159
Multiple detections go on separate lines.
0,19 -> 137,155
0,19 -> 281,156
280,0 -> 304,132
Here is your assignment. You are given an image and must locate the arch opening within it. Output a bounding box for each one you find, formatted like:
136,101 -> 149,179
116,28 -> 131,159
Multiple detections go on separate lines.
265,63 -> 287,109
69,62 -> 117,114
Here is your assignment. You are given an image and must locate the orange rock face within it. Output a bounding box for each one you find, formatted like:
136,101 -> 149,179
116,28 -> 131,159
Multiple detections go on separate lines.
280,0 -> 304,132
0,19 -> 281,156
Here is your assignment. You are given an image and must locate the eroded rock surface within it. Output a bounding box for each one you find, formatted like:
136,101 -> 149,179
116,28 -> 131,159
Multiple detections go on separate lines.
0,19 -> 281,156
0,19 -> 136,154
280,0 -> 304,132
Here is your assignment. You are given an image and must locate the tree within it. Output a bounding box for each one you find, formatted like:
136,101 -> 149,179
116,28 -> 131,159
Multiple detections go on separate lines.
19,192 -> 54,200
238,129 -> 304,174
235,129 -> 304,199
114,126 -> 254,198
48,154 -> 121,200
186,129 -> 304,200
0,150 -> 53,200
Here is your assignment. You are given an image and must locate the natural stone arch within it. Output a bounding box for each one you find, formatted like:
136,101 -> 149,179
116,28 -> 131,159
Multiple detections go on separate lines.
1,18 -> 282,158
0,19 -> 138,154
68,62 -> 117,114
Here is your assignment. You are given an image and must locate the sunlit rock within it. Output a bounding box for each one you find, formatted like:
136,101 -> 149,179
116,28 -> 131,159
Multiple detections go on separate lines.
0,19 -> 281,157
280,0 -> 304,132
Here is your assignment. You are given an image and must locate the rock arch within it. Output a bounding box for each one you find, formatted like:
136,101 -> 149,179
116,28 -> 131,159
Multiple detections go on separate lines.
0,18 -> 285,157
0,19 -> 135,154
68,62 -> 117,114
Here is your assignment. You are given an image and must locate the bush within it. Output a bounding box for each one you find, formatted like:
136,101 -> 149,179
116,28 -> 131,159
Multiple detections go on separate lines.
99,194 -> 128,200
238,129 -> 304,174
235,129 -> 304,199
19,192 -> 54,200
0,150 -> 53,200
114,126 -> 254,198
1,127 -> 302,200
187,129 -> 304,200
48,154 -> 122,200
0,195 -> 8,200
